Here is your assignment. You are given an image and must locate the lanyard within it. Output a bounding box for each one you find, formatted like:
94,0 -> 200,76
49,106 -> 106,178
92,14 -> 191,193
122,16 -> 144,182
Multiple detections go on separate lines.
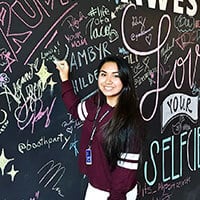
88,107 -> 112,149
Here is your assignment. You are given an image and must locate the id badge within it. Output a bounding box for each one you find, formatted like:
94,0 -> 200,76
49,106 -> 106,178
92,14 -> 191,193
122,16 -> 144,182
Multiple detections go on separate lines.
86,148 -> 92,165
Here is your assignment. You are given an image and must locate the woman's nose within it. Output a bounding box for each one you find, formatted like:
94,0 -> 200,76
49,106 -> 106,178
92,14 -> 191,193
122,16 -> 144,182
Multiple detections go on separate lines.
105,76 -> 112,84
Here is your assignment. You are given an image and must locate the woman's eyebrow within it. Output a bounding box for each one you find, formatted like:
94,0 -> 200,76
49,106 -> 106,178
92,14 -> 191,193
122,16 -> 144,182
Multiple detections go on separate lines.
99,70 -> 119,74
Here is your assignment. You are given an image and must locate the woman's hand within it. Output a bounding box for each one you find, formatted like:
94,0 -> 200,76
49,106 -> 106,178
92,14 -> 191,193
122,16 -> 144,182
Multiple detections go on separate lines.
55,60 -> 70,82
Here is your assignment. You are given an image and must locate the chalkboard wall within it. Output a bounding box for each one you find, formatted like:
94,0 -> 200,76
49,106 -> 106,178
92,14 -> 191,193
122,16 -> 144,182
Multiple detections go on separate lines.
0,0 -> 200,199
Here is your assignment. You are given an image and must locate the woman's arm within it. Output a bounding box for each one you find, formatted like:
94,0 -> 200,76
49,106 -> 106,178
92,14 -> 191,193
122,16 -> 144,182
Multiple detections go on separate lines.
55,60 -> 80,119
56,60 -> 91,121
108,152 -> 140,200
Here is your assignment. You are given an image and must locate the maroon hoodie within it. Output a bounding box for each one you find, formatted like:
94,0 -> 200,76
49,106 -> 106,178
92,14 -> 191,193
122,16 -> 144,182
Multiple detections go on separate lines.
61,80 -> 140,200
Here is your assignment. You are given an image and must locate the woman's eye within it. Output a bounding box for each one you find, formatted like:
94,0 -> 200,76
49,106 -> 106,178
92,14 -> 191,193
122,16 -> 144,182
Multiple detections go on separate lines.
100,72 -> 106,77
114,73 -> 119,78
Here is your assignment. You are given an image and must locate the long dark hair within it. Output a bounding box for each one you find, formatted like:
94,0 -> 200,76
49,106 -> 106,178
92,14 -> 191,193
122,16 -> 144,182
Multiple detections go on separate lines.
97,55 -> 144,169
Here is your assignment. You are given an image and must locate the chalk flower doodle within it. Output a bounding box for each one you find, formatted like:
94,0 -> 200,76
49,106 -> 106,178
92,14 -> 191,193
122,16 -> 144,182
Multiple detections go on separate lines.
0,48 -> 16,73
0,73 -> 10,88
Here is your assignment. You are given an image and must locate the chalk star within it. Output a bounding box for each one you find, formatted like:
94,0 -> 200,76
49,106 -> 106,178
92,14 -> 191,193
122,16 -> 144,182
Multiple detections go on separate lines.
69,140 -> 79,157
48,77 -> 57,91
0,148 -> 14,176
35,60 -> 52,90
7,164 -> 19,182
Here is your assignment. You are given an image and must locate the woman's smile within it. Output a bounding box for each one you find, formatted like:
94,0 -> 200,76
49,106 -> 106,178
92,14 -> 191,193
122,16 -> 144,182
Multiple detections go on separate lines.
98,61 -> 123,106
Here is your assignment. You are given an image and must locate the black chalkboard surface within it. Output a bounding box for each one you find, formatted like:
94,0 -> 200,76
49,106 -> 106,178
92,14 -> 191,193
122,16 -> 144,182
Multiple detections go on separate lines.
0,0 -> 200,200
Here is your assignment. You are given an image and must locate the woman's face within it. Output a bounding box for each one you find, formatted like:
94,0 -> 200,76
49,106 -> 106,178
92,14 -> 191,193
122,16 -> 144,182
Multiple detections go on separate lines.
98,61 -> 123,107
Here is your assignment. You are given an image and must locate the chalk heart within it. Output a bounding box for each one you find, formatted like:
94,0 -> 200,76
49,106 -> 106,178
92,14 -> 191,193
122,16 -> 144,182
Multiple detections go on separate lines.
109,29 -> 119,43
60,0 -> 69,5
145,33 -> 152,45
66,126 -> 73,134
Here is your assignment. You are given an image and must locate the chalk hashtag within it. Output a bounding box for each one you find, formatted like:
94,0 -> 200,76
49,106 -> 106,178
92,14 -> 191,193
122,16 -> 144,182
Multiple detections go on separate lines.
88,7 -> 97,17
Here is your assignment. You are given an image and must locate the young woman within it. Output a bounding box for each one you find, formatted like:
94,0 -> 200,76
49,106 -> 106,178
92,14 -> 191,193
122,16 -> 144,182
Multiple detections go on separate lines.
56,55 -> 145,200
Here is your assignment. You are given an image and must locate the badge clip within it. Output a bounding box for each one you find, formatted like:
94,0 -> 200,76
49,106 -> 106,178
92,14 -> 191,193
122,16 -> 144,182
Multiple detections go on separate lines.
86,148 -> 92,165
